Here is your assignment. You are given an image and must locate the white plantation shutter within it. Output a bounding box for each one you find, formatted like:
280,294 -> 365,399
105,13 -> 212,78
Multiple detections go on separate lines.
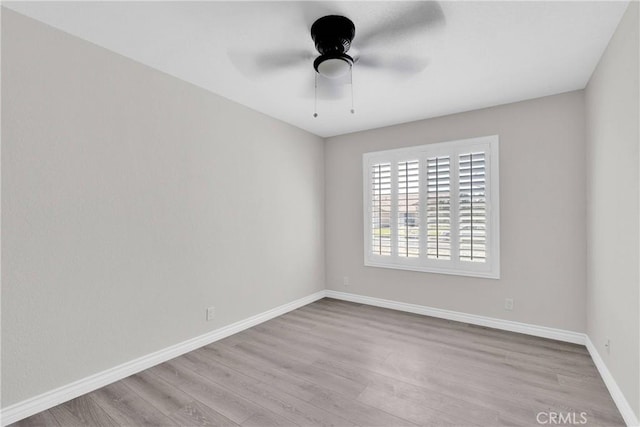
398,160 -> 420,257
364,136 -> 500,279
371,163 -> 391,256
459,152 -> 487,263
426,156 -> 451,260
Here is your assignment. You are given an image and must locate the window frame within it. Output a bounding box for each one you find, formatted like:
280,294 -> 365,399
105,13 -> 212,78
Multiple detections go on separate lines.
363,135 -> 500,279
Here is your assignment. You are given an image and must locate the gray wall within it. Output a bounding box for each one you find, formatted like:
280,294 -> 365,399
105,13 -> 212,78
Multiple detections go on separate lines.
325,91 -> 587,333
585,2 -> 639,419
1,9 -> 325,407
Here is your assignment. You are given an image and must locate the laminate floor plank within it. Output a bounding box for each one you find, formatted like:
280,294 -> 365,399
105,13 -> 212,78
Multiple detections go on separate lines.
306,386 -> 419,427
259,309 -> 618,426
557,372 -> 609,391
148,361 -> 265,424
269,315 -> 400,358
240,412 -> 300,427
198,344 -> 335,402
274,313 -> 319,330
170,352 -> 357,427
121,370 -> 194,416
312,356 -> 547,423
256,319 -> 394,364
243,320 -> 539,409
9,298 -> 624,427
50,395 -> 118,426
357,384 -> 486,427
88,381 -> 176,426
167,399 -> 239,426
292,306 -> 513,365
280,312 -> 448,365
47,405 -> 90,427
229,340 -> 369,399
318,299 -> 589,356
505,350 -> 600,376
294,307 -> 585,394
10,410 -> 60,427
196,345 -> 417,427
320,333 -> 617,423
303,302 -> 545,363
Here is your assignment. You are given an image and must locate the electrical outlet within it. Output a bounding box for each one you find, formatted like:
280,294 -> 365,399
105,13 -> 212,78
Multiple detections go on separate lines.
605,339 -> 611,354
504,298 -> 514,311
206,306 -> 215,321
343,276 -> 350,287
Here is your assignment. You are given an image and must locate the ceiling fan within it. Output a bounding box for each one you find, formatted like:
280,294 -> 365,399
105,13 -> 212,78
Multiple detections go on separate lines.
227,2 -> 445,110
311,15 -> 356,80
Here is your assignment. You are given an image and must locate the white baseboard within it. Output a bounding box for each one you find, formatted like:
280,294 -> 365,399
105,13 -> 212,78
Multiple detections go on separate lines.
585,336 -> 639,427
325,290 -> 586,344
0,290 -> 325,426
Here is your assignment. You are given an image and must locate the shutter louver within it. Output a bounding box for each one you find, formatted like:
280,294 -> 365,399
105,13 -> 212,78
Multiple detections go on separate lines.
459,152 -> 487,262
398,160 -> 420,257
372,163 -> 392,256
426,156 -> 451,260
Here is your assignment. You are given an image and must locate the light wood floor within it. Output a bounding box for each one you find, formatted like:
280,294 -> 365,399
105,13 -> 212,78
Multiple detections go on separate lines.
12,298 -> 624,426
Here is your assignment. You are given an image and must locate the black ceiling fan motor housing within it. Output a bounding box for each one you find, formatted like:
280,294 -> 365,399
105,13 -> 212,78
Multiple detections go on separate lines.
310,15 -> 355,56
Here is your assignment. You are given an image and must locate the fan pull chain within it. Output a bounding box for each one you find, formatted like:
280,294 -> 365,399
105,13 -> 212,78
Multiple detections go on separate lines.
312,68 -> 355,117
313,73 -> 318,118
350,65 -> 355,114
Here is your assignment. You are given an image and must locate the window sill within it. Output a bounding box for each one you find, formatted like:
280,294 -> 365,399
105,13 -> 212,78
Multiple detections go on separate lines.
364,259 -> 500,280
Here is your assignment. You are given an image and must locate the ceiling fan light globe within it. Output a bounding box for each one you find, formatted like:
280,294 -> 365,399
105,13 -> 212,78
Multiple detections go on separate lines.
317,58 -> 351,79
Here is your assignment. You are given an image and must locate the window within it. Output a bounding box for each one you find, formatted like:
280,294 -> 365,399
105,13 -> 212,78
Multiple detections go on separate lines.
363,135 -> 500,279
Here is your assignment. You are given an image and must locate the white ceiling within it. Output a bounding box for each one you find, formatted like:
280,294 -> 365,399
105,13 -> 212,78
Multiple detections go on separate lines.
3,1 -> 630,137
